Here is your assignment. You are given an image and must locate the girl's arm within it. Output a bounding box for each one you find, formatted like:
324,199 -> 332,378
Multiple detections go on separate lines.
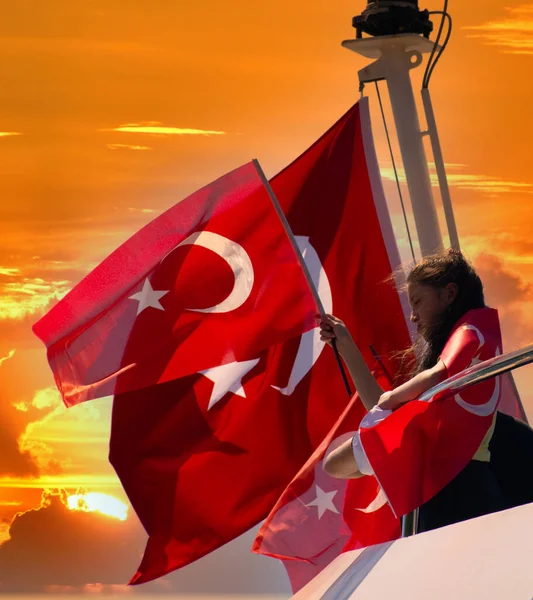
323,436 -> 365,479
378,359 -> 447,410
323,361 -> 448,479
339,338 -> 384,412
319,314 -> 383,412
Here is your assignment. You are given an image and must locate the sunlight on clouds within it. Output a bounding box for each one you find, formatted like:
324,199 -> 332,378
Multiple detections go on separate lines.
0,267 -> 20,276
67,492 -> 128,521
461,233 -> 533,266
0,277 -> 71,320
126,206 -> 158,214
107,143 -> 152,150
0,474 -> 122,489
445,174 -> 533,194
34,258 -> 96,273
18,388 -> 109,483
17,388 -> 68,476
464,5 -> 533,54
46,584 -> 133,595
105,122 -> 226,136
0,349 -> 15,367
380,163 -> 533,195
30,387 -> 61,410
0,132 -> 21,138
0,522 -> 9,544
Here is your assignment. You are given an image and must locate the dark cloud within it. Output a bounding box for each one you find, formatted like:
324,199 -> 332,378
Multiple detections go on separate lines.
0,490 -> 290,594
474,252 -> 533,351
0,364 -> 39,477
0,348 -> 64,477
0,491 -> 144,593
475,252 -> 531,308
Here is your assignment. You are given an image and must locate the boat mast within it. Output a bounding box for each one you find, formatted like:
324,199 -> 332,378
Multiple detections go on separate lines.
342,1 -> 456,537
343,1 -> 451,257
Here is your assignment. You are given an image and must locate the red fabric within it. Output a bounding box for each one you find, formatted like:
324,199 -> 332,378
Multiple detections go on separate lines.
252,101 -> 411,592
500,373 -> 527,421
359,308 -> 504,519
32,162 -> 318,406
253,382 -> 401,594
110,101 -> 411,585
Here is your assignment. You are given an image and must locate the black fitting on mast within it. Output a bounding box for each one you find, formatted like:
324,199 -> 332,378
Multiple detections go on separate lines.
353,1 -> 433,38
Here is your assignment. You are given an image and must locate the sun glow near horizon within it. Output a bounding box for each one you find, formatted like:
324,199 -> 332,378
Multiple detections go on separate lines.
66,492 -> 128,521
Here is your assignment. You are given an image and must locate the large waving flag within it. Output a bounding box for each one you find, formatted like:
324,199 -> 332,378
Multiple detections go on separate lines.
250,98 -> 409,592
248,97 -> 413,591
32,162 -> 318,406
110,98 -> 412,585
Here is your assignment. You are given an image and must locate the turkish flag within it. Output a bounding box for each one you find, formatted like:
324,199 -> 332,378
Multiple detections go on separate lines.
358,307 -> 504,519
254,380 -> 401,593
110,98 -> 412,585
32,162 -> 318,406
252,97 -> 414,592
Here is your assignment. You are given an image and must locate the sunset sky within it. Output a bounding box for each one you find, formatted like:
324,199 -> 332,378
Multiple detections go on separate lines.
1,0 -> 533,595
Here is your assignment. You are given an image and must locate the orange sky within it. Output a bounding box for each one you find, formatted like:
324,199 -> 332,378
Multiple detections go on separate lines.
1,0 -> 533,594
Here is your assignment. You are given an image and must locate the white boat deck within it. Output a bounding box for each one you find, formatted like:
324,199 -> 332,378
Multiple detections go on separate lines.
294,502 -> 533,599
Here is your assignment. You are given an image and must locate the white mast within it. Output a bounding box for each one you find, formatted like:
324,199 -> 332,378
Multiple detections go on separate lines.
342,30 -> 445,257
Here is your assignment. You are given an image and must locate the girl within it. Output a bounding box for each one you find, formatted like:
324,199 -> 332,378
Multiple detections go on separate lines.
319,249 -> 507,532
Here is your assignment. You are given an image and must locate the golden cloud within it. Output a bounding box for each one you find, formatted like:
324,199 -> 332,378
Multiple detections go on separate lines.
103,122 -> 226,136
380,163 -> 533,195
0,267 -> 20,276
107,143 -> 152,150
0,522 -> 9,545
0,132 -> 21,138
13,388 -> 66,476
0,350 -> 15,367
11,388 -> 113,487
0,277 -> 71,320
126,206 -> 159,214
464,5 -> 533,54
462,233 -> 533,267
0,474 -> 122,489
31,387 -> 62,411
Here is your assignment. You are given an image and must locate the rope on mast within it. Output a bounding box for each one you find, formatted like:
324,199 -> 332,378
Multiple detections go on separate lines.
375,81 -> 417,263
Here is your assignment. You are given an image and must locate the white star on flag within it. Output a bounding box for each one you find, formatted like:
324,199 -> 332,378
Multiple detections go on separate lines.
129,279 -> 169,316
200,358 -> 260,410
306,484 -> 340,519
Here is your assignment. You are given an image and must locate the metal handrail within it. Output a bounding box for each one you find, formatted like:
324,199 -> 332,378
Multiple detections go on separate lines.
418,343 -> 533,403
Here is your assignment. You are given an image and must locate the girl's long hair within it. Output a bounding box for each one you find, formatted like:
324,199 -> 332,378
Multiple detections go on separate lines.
407,250 -> 485,374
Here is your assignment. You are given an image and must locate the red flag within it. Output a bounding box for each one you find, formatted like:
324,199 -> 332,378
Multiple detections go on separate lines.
110,98 -> 411,585
357,307 -> 504,519
254,383 -> 401,593
32,162 -> 318,406
250,97 -> 411,591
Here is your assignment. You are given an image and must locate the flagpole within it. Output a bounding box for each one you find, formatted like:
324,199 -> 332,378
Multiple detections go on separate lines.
252,158 -> 352,396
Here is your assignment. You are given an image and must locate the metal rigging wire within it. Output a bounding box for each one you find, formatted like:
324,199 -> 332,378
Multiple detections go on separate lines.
374,81 -> 417,263
423,0 -> 452,89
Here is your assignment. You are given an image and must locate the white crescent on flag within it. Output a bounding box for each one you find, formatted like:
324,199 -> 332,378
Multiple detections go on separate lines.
272,236 -> 332,395
453,324 -> 502,417
174,230 -> 255,314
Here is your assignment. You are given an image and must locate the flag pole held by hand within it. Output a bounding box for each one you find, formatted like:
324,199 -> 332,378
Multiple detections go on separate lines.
252,159 -> 352,396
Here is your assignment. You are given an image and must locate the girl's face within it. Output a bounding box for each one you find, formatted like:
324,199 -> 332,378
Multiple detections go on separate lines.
407,282 -> 457,337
